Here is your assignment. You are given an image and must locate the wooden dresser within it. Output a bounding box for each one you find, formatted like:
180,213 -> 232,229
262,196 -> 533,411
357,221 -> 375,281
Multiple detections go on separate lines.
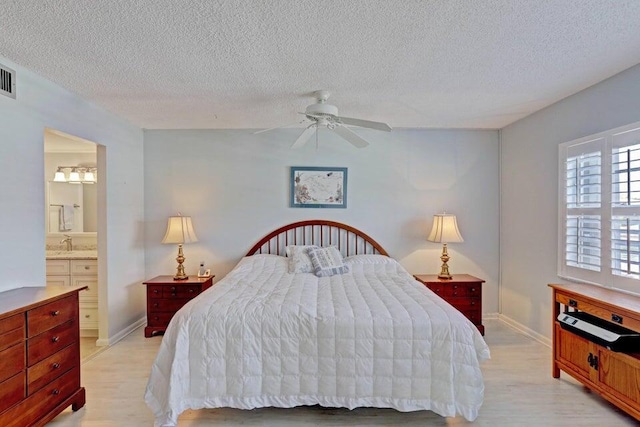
414,274 -> 484,335
142,275 -> 214,337
0,286 -> 86,427
550,282 -> 640,420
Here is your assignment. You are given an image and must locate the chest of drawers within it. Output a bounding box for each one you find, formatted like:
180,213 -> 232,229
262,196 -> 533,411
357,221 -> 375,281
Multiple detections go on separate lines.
143,275 -> 214,337
414,274 -> 485,335
0,286 -> 86,426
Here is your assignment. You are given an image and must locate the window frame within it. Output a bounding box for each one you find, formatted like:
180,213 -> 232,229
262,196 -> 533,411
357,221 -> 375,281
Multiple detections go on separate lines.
558,121 -> 640,294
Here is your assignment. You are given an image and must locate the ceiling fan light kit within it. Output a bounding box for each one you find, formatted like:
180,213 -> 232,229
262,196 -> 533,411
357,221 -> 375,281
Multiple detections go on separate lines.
258,90 -> 392,149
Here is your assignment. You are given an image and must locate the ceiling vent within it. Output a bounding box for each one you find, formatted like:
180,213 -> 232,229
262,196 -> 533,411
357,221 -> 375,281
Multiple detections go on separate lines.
0,64 -> 16,99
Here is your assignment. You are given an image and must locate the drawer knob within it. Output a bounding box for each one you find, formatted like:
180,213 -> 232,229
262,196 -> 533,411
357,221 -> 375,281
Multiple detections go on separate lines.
471,288 -> 476,292
154,316 -> 159,321
153,289 -> 159,294
171,287 -> 176,292
52,362 -> 60,369
84,266 -> 90,270
171,293 -> 177,297
52,389 -> 60,395
51,310 -> 60,316
471,301 -> 476,305
153,303 -> 159,308
51,336 -> 60,343
85,314 -> 91,319
189,289 -> 194,293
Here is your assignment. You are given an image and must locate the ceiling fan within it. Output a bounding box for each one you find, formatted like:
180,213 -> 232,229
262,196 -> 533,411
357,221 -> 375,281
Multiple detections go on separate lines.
255,90 -> 392,148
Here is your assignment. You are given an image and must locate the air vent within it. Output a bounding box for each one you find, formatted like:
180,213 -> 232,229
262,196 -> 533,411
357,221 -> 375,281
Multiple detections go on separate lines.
0,64 -> 16,99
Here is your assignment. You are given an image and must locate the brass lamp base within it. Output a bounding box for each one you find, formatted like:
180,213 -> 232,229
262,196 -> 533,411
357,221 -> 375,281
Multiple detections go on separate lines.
173,244 -> 189,280
437,243 -> 453,280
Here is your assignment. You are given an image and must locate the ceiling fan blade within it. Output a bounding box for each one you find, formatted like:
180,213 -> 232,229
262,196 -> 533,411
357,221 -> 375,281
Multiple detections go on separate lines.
253,120 -> 307,134
291,125 -> 317,149
332,125 -> 370,148
337,116 -> 392,132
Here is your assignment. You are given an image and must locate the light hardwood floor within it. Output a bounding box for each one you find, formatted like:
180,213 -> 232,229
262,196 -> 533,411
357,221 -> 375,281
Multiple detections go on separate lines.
49,319 -> 637,426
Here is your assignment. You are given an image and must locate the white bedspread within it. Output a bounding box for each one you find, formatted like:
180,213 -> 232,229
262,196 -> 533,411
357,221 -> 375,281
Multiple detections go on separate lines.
145,254 -> 490,426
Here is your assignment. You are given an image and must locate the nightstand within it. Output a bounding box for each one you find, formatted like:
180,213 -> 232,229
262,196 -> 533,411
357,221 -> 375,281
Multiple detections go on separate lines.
142,275 -> 214,337
413,274 -> 484,335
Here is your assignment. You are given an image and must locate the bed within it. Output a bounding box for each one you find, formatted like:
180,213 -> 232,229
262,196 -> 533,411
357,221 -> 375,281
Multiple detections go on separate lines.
144,220 -> 490,426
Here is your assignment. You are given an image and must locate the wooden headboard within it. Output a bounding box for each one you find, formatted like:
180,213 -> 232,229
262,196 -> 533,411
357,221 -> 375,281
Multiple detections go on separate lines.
246,220 -> 389,257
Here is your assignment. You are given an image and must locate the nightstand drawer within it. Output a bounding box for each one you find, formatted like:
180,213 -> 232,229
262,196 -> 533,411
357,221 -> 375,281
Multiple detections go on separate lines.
424,283 -> 451,296
446,297 -> 480,312
163,285 -> 201,298
148,285 -> 164,299
450,283 -> 481,297
147,312 -> 175,327
148,298 -> 191,313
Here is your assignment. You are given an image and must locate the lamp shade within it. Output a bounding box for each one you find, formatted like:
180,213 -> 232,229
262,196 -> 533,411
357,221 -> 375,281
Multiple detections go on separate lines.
53,170 -> 66,182
427,214 -> 464,243
68,170 -> 81,184
161,216 -> 198,244
83,171 -> 96,183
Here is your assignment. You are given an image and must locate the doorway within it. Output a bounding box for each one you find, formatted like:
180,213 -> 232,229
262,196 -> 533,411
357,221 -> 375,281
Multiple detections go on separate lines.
44,128 -> 106,359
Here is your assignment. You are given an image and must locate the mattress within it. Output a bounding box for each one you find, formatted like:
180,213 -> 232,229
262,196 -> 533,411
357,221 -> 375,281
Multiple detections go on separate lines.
144,254 -> 490,426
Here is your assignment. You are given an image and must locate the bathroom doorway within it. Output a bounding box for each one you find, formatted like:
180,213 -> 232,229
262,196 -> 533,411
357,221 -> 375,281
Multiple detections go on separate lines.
44,128 -> 106,360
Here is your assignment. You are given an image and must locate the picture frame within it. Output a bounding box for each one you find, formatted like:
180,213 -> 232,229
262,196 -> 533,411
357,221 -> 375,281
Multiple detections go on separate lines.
290,166 -> 348,209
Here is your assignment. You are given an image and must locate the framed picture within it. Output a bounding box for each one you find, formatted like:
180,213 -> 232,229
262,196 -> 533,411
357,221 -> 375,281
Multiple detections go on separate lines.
290,166 -> 348,209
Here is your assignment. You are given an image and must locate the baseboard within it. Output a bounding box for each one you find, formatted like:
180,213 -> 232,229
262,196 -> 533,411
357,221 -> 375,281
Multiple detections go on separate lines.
497,314 -> 552,348
95,316 -> 146,347
80,329 -> 99,338
483,312 -> 499,320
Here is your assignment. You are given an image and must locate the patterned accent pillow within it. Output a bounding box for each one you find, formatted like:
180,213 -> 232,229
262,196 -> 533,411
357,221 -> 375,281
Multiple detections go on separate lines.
307,246 -> 349,277
285,245 -> 318,273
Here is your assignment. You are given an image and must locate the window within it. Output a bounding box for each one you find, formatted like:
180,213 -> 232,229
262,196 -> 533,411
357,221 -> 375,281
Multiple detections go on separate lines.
559,122 -> 640,293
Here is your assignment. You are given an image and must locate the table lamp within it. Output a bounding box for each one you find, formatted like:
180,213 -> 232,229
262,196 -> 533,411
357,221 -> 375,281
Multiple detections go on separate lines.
427,213 -> 464,279
162,214 -> 198,280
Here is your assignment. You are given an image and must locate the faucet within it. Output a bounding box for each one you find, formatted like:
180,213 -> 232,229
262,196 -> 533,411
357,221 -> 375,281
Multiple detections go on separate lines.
60,235 -> 73,251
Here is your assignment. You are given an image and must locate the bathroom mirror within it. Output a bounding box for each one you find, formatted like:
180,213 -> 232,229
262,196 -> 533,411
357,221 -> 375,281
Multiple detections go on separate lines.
46,181 -> 97,234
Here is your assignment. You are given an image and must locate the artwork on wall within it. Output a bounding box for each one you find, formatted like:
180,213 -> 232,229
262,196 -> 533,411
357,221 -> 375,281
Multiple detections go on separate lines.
290,166 -> 347,208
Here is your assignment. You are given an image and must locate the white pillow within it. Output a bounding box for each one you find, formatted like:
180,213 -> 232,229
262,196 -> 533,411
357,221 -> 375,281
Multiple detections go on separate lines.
307,246 -> 349,277
344,254 -> 392,265
285,245 -> 318,273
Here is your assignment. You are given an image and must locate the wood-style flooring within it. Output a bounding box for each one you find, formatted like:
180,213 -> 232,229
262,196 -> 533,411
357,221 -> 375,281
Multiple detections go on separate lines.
48,319 -> 637,426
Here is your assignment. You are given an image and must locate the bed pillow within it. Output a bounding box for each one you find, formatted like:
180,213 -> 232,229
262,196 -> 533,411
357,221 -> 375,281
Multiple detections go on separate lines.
344,254 -> 392,265
307,246 -> 349,277
285,245 -> 318,273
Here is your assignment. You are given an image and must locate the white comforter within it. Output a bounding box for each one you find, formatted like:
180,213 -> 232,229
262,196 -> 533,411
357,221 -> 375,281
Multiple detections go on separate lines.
145,254 -> 490,426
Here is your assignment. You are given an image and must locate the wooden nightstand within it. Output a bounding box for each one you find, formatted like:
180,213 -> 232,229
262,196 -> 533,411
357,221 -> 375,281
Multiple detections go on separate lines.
142,275 -> 214,337
414,274 -> 484,335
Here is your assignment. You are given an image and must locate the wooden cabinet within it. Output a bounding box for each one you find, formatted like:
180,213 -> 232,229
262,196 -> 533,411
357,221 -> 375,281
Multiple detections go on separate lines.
414,274 -> 484,335
47,258 -> 99,332
142,275 -> 214,337
550,282 -> 640,420
0,286 -> 86,426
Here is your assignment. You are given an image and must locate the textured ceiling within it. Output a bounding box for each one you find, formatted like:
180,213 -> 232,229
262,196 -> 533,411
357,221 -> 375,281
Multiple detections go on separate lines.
2,1 -> 640,130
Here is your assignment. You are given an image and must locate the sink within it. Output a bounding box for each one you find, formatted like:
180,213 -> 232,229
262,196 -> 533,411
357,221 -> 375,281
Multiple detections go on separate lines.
46,250 -> 98,259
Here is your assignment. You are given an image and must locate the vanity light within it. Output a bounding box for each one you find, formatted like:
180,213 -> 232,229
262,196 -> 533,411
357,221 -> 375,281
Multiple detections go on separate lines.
53,165 -> 98,184
68,169 -> 81,184
82,171 -> 96,184
53,168 -> 67,182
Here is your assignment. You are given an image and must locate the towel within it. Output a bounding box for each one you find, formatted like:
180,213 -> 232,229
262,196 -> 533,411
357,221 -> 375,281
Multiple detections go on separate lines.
59,205 -> 74,231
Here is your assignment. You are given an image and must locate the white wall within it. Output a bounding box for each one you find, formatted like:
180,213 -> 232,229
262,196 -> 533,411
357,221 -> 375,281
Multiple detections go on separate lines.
500,63 -> 640,337
0,56 -> 146,341
144,128 -> 501,314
